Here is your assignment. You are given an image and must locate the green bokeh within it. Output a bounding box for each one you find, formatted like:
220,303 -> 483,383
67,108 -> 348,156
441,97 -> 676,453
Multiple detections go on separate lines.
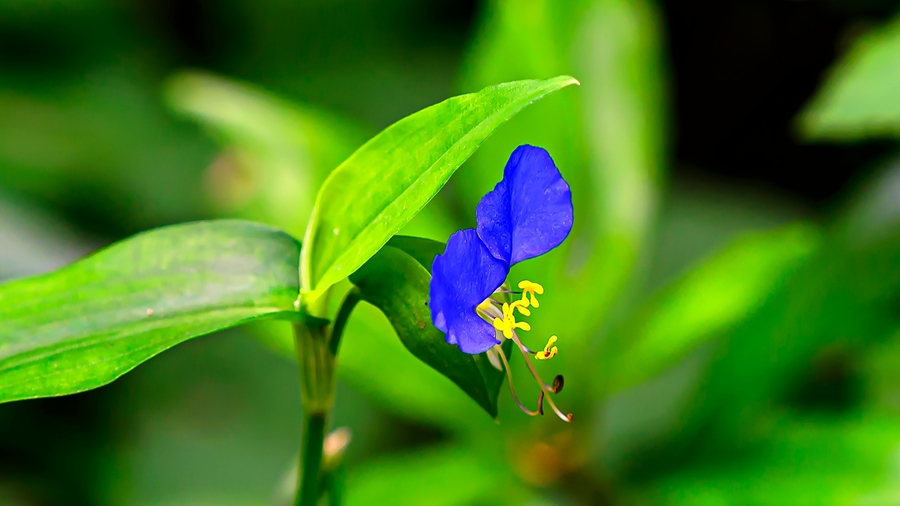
2,1 -> 900,505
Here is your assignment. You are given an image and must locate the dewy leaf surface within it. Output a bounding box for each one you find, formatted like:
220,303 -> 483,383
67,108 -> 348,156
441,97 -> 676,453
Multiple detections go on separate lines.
301,76 -> 579,299
349,237 -> 508,418
0,220 -> 301,403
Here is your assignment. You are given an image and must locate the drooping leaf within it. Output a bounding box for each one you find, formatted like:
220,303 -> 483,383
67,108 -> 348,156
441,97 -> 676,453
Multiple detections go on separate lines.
798,13 -> 900,141
0,220 -> 301,403
348,236 -> 509,418
382,235 -> 444,271
300,76 -> 579,300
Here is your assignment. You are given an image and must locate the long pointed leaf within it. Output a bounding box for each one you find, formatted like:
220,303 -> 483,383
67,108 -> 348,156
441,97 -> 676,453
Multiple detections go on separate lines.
0,220 -> 301,403
301,76 -> 579,299
349,237 -> 509,418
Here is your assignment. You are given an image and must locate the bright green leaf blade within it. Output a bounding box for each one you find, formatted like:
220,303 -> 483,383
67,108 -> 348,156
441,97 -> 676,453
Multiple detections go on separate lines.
799,14 -> 900,141
383,235 -> 444,271
0,220 -> 301,403
301,76 -> 579,298
602,224 -> 820,391
349,237 -> 508,418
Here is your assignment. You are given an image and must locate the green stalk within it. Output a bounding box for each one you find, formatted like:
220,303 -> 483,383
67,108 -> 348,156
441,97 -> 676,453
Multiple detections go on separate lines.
293,289 -> 361,506
297,411 -> 327,506
330,288 -> 361,356
293,287 -> 333,506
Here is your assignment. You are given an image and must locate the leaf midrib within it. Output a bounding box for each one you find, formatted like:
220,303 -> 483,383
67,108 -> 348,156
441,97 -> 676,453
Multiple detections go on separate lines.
314,87 -> 540,288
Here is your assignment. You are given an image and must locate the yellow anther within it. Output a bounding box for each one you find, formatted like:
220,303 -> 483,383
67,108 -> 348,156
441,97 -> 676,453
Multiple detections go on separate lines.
535,335 -> 558,360
492,302 -> 531,339
518,280 -> 544,308
511,299 -> 531,317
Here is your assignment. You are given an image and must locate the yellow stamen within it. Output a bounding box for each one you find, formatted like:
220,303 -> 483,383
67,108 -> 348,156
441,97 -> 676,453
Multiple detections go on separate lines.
535,335 -> 558,360
492,302 -> 531,339
511,299 -> 531,317
518,280 -> 544,308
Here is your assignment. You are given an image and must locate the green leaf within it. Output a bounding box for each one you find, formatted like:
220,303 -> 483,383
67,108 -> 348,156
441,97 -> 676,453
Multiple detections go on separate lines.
0,220 -> 301,403
348,237 -> 508,418
602,224 -> 820,391
300,76 -> 579,300
798,13 -> 900,141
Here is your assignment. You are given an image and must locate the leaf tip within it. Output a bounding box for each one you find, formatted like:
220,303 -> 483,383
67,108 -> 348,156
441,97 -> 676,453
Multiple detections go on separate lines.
553,75 -> 580,87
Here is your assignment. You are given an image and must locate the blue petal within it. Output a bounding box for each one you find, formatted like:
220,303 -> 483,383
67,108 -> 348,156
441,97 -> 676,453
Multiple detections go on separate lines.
476,145 -> 573,265
430,229 -> 508,354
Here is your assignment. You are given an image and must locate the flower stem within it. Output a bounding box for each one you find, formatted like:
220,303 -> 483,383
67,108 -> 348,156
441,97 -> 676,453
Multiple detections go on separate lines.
297,412 -> 327,506
292,290 -> 362,506
329,288 -> 361,356
293,296 -> 333,506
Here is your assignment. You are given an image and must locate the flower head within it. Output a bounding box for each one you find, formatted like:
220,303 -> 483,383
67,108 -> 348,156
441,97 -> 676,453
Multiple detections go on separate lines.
430,145 -> 572,354
428,145 -> 574,422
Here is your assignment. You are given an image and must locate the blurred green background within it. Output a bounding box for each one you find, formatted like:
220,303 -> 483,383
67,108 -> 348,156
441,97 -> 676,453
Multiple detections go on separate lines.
3,0 -> 900,504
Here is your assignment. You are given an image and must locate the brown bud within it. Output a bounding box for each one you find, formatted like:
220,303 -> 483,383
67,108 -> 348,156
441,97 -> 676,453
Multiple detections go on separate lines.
552,374 -> 564,393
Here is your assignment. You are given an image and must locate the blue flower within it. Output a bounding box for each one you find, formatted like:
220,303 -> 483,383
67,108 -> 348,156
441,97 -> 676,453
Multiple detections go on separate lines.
430,145 -> 573,353
429,145 -> 573,421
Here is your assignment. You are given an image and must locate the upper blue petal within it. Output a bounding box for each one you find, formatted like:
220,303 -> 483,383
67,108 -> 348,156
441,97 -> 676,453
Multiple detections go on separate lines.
476,145 -> 573,265
429,229 -> 508,354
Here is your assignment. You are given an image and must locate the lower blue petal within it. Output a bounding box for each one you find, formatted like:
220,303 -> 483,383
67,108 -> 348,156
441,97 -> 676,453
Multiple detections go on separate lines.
429,229 -> 508,354
476,145 -> 573,265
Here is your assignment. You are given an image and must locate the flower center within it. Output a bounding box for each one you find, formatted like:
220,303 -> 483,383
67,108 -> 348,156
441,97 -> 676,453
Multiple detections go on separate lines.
475,279 -> 571,422
492,301 -> 531,338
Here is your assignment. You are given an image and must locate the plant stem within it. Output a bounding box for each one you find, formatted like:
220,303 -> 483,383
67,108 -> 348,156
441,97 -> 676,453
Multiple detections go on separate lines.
293,312 -> 333,506
330,288 -> 362,356
292,290 -> 361,506
298,411 -> 327,506
323,461 -> 347,506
